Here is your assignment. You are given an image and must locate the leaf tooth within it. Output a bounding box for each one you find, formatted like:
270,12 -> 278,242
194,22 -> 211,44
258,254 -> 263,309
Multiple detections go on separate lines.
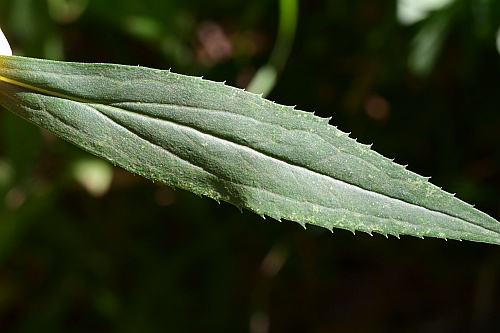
316,115 -> 332,125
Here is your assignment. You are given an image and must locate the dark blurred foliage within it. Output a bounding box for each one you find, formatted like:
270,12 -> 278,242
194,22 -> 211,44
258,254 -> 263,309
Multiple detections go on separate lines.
0,0 -> 499,332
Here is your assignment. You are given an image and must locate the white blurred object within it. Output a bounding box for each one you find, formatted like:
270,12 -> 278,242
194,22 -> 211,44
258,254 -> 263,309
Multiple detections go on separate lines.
397,0 -> 454,25
72,159 -> 114,197
0,27 -> 12,56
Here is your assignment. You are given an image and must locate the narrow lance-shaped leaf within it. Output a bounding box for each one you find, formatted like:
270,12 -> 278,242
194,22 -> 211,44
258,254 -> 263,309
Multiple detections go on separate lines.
0,55 -> 498,245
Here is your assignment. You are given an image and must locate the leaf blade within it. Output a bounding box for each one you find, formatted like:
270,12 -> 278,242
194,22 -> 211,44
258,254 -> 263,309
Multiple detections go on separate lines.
0,55 -> 499,244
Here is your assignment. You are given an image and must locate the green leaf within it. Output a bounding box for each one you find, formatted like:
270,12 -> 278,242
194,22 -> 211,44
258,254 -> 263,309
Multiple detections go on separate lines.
0,55 -> 499,245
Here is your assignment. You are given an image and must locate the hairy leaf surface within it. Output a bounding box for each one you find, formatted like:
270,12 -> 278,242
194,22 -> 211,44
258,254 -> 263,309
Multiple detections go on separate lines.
0,55 -> 498,244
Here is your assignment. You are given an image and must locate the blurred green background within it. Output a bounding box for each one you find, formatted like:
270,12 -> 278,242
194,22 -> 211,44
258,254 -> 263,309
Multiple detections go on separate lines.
0,0 -> 499,332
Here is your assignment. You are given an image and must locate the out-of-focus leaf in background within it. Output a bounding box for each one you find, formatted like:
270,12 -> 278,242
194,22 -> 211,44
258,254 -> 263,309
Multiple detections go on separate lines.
0,0 -> 499,332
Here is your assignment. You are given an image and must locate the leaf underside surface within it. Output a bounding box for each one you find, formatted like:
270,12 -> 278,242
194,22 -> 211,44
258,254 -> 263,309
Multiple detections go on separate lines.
0,55 -> 498,245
